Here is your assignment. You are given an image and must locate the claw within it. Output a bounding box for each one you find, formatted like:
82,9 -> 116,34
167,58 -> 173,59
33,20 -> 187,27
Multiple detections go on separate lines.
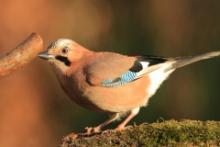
92,126 -> 101,133
84,126 -> 101,135
62,132 -> 78,141
114,125 -> 125,131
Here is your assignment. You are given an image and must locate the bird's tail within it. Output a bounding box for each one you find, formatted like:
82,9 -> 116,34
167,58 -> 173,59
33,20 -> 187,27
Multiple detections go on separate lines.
171,51 -> 220,69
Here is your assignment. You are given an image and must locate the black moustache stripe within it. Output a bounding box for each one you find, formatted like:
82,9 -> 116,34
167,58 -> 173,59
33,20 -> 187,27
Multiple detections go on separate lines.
55,55 -> 71,66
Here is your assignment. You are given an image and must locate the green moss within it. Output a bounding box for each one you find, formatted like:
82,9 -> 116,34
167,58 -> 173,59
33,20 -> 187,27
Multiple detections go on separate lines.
60,120 -> 220,147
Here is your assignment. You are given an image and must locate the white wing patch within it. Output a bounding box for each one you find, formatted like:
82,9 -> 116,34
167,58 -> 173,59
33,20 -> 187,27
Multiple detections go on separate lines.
148,63 -> 175,97
140,61 -> 149,68
136,61 -> 150,77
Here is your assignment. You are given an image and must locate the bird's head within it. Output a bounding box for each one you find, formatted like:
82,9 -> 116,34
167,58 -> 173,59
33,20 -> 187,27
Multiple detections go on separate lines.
38,39 -> 88,72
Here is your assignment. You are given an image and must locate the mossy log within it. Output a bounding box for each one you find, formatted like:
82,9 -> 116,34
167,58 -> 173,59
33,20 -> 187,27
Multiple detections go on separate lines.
61,120 -> 220,147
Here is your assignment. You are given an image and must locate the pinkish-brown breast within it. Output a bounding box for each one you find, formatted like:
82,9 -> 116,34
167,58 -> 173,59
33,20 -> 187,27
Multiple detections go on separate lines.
84,75 -> 151,113
58,52 -> 152,113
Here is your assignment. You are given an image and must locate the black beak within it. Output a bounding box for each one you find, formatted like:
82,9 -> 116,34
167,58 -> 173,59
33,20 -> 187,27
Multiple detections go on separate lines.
38,51 -> 55,60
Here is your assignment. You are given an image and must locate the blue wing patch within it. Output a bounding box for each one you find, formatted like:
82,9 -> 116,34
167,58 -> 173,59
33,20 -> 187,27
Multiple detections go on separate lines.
100,55 -> 168,87
101,71 -> 138,87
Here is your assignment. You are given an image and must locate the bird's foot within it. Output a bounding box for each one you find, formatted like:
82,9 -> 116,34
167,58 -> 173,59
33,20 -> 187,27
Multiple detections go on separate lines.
62,132 -> 79,141
114,125 -> 126,131
84,126 -> 101,135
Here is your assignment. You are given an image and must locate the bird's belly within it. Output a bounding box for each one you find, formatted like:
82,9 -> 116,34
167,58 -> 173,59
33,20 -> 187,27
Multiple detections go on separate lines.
83,76 -> 151,113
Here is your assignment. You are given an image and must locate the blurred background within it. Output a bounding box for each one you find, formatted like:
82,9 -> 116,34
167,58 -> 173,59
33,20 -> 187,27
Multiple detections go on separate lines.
0,0 -> 220,146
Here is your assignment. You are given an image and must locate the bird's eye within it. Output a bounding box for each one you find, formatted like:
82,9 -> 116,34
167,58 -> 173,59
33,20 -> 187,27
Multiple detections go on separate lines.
61,47 -> 69,54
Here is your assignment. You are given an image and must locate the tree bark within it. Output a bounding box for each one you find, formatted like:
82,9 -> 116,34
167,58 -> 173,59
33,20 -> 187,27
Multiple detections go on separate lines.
0,33 -> 43,77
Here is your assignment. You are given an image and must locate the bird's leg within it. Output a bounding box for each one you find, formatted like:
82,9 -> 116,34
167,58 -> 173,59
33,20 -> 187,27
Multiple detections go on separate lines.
115,108 -> 140,131
85,113 -> 120,134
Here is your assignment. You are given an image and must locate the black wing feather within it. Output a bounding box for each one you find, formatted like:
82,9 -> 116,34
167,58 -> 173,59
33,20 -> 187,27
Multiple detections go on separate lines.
101,55 -> 169,87
129,55 -> 168,72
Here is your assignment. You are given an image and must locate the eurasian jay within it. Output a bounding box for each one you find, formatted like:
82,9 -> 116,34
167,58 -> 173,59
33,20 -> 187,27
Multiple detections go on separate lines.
38,39 -> 220,134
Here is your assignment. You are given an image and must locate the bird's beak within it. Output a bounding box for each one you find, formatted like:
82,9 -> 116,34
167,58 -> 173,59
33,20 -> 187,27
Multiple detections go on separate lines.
38,51 -> 55,60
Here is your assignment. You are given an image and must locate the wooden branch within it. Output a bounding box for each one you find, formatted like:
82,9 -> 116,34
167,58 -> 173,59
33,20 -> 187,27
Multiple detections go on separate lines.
0,33 -> 44,77
61,120 -> 220,147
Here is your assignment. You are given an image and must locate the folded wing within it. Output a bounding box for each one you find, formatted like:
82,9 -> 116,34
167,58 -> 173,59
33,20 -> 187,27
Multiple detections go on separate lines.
86,53 -> 171,87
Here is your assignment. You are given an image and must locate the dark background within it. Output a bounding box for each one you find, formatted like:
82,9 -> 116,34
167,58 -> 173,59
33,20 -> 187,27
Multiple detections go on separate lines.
0,0 -> 220,146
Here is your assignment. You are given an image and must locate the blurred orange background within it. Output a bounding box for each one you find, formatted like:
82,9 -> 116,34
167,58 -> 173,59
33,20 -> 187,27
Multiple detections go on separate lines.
0,0 -> 220,146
